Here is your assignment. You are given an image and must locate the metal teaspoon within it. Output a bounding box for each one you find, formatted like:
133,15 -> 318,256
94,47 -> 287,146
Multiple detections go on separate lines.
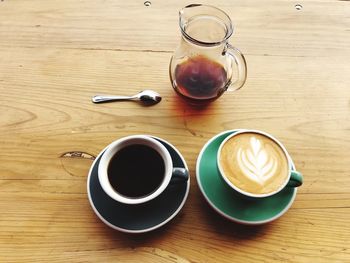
92,90 -> 162,105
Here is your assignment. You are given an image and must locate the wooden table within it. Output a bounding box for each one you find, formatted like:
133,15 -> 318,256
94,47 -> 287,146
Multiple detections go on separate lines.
1,0 -> 349,262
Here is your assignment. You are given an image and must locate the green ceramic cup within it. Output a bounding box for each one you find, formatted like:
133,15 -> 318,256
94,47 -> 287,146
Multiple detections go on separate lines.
217,129 -> 303,199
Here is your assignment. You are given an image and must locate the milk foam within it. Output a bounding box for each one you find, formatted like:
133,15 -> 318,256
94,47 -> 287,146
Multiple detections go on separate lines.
219,132 -> 289,195
237,137 -> 278,185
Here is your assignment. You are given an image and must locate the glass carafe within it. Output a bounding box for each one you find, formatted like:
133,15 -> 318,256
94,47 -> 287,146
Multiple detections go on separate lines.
169,4 -> 247,103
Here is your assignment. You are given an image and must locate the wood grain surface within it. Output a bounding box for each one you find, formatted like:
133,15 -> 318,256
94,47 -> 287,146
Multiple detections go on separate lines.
0,0 -> 349,262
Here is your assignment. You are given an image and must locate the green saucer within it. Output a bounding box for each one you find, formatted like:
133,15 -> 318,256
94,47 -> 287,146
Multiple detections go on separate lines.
196,130 -> 297,225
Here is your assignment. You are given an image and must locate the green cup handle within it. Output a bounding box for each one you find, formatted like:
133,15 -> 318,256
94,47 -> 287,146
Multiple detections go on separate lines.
287,170 -> 303,187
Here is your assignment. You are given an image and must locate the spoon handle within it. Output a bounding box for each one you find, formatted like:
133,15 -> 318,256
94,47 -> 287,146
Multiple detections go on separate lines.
92,95 -> 134,103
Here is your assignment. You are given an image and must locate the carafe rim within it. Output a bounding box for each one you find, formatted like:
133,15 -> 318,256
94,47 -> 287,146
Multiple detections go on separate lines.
179,4 -> 234,47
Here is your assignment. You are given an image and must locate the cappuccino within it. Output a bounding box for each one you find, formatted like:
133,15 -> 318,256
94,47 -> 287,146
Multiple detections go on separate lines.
219,132 -> 289,195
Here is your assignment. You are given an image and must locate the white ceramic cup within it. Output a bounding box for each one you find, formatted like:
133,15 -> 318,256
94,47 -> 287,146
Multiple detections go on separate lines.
98,135 -> 188,205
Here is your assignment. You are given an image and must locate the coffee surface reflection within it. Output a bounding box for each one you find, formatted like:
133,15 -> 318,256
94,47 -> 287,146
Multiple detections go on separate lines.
108,144 -> 165,198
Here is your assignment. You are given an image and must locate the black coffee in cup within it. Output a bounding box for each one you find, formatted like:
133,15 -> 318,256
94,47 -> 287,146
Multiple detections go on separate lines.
107,144 -> 165,198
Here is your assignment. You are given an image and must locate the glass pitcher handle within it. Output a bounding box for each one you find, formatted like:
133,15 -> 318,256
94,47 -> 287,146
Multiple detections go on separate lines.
225,43 -> 247,92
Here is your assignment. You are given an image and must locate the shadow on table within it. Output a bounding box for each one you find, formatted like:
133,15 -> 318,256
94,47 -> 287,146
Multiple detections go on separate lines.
98,211 -> 185,246
198,196 -> 272,240
169,93 -> 218,115
167,93 -> 226,138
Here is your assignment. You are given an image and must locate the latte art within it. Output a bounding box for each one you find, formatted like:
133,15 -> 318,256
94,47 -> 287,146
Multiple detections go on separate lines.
237,137 -> 278,185
219,132 -> 289,195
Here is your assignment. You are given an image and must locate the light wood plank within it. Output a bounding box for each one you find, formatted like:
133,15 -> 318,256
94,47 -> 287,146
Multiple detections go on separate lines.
0,0 -> 349,262
0,0 -> 349,57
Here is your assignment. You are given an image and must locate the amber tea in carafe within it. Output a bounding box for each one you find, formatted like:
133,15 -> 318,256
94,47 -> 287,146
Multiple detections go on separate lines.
175,55 -> 228,100
169,4 -> 247,103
